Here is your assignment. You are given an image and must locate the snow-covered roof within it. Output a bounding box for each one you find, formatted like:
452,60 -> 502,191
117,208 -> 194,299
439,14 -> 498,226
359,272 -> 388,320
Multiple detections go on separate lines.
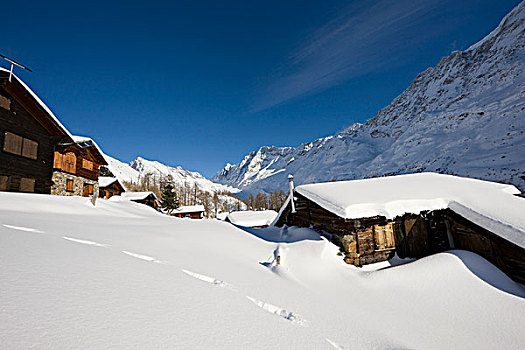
98,176 -> 120,188
0,67 -> 73,139
121,191 -> 158,201
227,210 -> 278,227
293,173 -> 525,249
71,135 -> 107,164
172,205 -> 205,214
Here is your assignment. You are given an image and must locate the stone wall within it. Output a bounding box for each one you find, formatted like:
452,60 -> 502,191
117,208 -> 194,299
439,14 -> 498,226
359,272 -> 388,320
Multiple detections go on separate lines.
51,171 -> 99,197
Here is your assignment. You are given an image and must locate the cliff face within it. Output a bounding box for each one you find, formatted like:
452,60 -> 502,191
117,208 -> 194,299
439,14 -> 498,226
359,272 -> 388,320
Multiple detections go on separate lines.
213,2 -> 525,194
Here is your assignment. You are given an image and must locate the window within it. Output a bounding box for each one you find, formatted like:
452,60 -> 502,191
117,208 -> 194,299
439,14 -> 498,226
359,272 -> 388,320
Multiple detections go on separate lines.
19,178 -> 35,192
3,132 -> 22,155
82,183 -> 94,197
82,159 -> 93,171
54,152 -> 76,173
3,132 -> 38,160
66,179 -> 74,192
0,95 -> 10,110
374,223 -> 396,250
0,175 -> 9,191
22,138 -> 38,160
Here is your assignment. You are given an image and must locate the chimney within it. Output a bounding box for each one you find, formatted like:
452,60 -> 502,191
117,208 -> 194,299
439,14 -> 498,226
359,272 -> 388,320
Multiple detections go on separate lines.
288,174 -> 296,213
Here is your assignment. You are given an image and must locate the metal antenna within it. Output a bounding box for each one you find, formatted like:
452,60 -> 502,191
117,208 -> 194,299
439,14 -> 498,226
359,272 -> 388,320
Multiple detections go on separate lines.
0,54 -> 32,82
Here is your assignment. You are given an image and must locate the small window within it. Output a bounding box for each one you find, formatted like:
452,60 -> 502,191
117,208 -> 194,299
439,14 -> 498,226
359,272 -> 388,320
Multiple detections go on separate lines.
82,183 -> 94,197
19,178 -> 35,193
22,138 -> 38,160
3,132 -> 23,155
65,152 -> 76,173
3,132 -> 39,160
0,95 -> 11,110
66,179 -> 74,192
82,159 -> 93,171
0,175 -> 9,191
374,223 -> 395,250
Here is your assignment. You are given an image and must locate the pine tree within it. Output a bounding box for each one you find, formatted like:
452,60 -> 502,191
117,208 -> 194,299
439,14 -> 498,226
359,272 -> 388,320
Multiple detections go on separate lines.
160,182 -> 179,214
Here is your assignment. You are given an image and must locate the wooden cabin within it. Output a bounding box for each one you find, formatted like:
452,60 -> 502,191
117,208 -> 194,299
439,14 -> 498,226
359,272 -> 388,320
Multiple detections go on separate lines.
226,210 -> 278,228
0,68 -> 73,194
51,136 -> 107,197
275,173 -> 525,284
171,205 -> 205,219
99,176 -> 125,199
122,191 -> 159,210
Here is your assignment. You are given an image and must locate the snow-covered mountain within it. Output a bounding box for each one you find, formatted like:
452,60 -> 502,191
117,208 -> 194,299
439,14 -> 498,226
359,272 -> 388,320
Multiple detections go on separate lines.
105,155 -> 240,194
213,2 -> 525,194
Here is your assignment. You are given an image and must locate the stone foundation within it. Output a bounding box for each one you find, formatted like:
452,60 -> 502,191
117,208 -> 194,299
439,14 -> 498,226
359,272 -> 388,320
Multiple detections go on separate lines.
51,171 -> 99,197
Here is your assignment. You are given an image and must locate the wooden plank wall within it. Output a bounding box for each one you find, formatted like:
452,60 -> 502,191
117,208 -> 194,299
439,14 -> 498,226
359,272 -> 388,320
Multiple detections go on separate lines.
0,88 -> 63,194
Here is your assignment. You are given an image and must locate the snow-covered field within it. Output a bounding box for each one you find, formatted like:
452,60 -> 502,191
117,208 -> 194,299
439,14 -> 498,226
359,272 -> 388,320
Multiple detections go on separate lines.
1,193 -> 524,349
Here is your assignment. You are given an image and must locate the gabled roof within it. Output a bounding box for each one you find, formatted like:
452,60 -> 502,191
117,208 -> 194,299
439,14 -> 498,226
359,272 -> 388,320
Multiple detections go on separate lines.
0,67 -> 73,140
122,191 -> 158,201
98,176 -> 125,190
71,135 -> 107,165
290,173 -> 525,249
226,210 -> 278,227
172,205 -> 205,214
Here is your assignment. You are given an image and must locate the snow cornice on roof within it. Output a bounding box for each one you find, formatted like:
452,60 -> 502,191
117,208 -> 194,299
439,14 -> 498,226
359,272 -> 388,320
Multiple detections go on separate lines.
294,173 -> 525,249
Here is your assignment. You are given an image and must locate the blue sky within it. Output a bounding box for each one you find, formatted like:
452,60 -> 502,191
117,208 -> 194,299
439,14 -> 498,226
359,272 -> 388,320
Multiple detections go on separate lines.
2,0 -> 520,177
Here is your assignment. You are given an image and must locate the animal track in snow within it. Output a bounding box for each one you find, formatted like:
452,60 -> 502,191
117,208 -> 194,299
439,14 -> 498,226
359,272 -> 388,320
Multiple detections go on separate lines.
2,224 -> 44,233
182,269 -> 229,287
63,236 -> 108,247
246,296 -> 305,325
122,251 -> 163,263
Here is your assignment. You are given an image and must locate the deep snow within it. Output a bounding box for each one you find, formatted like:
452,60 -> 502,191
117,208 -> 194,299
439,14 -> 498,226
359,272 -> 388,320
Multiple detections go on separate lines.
0,193 -> 524,349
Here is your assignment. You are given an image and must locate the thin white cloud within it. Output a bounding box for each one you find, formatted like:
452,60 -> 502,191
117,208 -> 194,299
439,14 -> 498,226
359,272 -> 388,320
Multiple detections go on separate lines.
252,0 -> 448,112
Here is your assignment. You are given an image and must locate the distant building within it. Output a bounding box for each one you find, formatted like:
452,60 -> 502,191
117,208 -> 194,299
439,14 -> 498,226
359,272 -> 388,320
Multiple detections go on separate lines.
0,68 -> 73,194
122,191 -> 160,210
171,205 -> 205,219
99,176 -> 125,199
50,136 -> 107,197
275,173 -> 525,283
226,210 -> 278,228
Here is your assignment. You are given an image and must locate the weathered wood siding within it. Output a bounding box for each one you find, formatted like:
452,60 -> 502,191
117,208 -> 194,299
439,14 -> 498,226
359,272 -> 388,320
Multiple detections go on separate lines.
0,86 -> 65,194
277,192 -> 395,266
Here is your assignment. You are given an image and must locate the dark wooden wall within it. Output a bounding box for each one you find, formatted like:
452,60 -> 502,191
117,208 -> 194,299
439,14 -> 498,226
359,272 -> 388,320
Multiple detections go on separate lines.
0,87 -> 63,194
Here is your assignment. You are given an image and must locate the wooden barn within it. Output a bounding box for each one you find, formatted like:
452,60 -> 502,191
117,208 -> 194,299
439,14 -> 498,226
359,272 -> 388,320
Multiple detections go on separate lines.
122,191 -> 160,210
275,173 -> 525,284
0,68 -> 73,194
99,176 -> 125,199
51,136 -> 107,197
171,205 -> 205,219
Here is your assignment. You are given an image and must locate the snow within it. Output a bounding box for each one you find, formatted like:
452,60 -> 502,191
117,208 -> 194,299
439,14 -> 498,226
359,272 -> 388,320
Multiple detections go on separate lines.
120,191 -> 157,201
172,205 -> 205,214
98,176 -> 119,188
71,135 -> 106,163
294,173 -> 525,249
227,210 -> 278,227
0,67 -> 74,140
0,192 -> 524,349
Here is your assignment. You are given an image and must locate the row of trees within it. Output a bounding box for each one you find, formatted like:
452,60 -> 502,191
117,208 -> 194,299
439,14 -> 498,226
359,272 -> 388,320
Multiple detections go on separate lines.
121,172 -> 288,217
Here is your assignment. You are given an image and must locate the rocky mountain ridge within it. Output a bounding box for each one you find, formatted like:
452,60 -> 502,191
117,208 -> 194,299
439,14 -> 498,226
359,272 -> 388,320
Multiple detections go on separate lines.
213,2 -> 525,194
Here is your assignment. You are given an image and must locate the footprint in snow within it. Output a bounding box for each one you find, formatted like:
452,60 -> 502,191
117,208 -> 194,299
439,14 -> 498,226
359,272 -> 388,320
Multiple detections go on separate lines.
2,224 -> 44,233
326,339 -> 348,350
246,296 -> 305,325
122,250 -> 163,263
63,236 -> 108,247
181,269 -> 230,287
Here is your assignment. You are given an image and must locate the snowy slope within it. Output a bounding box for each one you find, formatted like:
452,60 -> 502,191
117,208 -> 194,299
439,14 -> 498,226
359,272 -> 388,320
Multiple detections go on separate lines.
213,2 -> 525,194
0,192 -> 524,349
